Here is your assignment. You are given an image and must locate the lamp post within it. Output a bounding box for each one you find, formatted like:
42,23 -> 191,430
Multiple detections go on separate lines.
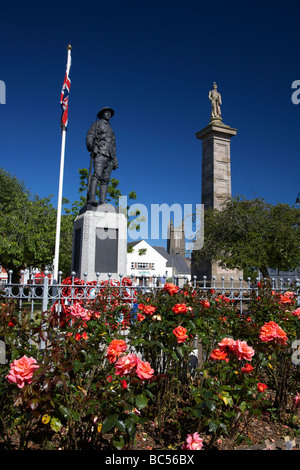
296,192 -> 300,206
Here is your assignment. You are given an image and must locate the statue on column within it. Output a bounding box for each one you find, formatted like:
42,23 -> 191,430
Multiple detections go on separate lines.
208,82 -> 222,121
86,107 -> 118,205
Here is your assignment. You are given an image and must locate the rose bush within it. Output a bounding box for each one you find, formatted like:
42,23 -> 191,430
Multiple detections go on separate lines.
0,278 -> 299,450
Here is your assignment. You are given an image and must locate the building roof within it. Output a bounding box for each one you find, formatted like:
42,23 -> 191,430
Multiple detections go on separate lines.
152,246 -> 191,275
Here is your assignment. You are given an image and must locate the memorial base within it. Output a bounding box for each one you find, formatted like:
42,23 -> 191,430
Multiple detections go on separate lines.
71,203 -> 127,282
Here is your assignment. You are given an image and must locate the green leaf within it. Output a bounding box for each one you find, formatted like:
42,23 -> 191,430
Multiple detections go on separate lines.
115,419 -> 126,433
50,417 -> 62,432
204,400 -> 216,412
192,408 -> 202,418
59,405 -> 73,420
102,415 -> 116,434
113,435 -> 125,450
135,394 -> 148,410
125,419 -> 136,437
73,360 -> 84,373
208,420 -> 218,433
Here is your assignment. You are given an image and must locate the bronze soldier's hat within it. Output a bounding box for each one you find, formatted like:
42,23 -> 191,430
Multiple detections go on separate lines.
97,107 -> 115,119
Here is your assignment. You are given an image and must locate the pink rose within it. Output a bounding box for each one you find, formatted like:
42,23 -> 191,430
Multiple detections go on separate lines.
182,432 -> 203,450
6,355 -> 39,389
218,337 -> 255,362
232,340 -> 255,361
114,353 -> 139,377
136,359 -> 154,380
69,302 -> 91,321
292,308 -> 300,318
218,337 -> 235,350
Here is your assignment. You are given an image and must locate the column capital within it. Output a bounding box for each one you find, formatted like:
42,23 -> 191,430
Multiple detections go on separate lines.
196,121 -> 237,140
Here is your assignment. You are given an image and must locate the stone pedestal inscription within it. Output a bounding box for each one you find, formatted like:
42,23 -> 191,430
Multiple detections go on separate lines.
71,204 -> 127,282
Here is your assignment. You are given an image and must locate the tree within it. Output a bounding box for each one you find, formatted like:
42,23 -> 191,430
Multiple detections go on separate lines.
194,196 -> 300,280
0,168 -> 59,280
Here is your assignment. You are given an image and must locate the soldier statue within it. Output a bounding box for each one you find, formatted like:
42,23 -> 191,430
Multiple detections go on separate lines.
86,107 -> 118,205
208,82 -> 222,120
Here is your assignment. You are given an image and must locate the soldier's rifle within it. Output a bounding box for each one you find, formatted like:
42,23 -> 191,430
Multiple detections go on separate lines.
86,117 -> 99,201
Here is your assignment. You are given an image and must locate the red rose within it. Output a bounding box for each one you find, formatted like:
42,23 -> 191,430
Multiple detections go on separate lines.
173,326 -> 188,344
210,348 -> 229,362
257,382 -> 268,393
172,303 -> 188,314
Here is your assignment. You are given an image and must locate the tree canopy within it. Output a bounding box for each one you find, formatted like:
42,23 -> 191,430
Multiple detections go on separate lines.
194,196 -> 300,280
0,168 -> 58,279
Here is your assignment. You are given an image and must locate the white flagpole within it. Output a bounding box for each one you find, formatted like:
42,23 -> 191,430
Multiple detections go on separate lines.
53,45 -> 72,284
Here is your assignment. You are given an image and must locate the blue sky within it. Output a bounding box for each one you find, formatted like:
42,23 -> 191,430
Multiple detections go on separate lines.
1,0 -> 300,247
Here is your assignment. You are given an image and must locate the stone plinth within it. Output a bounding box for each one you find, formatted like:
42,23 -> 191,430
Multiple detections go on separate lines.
71,203 -> 127,282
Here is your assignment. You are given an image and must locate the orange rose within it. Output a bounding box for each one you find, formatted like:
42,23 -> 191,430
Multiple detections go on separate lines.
259,321 -> 288,346
210,348 -> 229,362
201,299 -> 210,308
172,303 -> 188,314
143,305 -> 157,315
217,337 -> 255,362
164,283 -> 179,295
279,291 -> 295,304
106,339 -> 127,363
138,304 -> 156,315
173,326 -> 188,343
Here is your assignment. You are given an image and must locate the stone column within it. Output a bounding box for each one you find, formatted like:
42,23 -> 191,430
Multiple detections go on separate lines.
191,84 -> 243,284
196,121 -> 237,210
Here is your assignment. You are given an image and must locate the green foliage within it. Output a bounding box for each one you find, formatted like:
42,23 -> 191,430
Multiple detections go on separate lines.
195,196 -> 300,279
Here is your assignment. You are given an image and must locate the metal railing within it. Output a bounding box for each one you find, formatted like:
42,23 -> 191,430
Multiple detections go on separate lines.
0,270 -> 299,364
1,270 -> 299,315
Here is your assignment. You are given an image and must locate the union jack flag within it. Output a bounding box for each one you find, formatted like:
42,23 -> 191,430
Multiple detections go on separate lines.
60,67 -> 71,129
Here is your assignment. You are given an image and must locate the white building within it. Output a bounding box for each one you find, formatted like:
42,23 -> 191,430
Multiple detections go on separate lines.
0,266 -> 8,285
127,240 -> 191,286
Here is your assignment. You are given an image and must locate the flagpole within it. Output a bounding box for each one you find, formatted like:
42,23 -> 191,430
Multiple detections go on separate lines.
53,45 -> 72,284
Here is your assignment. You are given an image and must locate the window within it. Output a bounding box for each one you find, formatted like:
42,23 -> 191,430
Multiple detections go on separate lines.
137,262 -> 149,269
